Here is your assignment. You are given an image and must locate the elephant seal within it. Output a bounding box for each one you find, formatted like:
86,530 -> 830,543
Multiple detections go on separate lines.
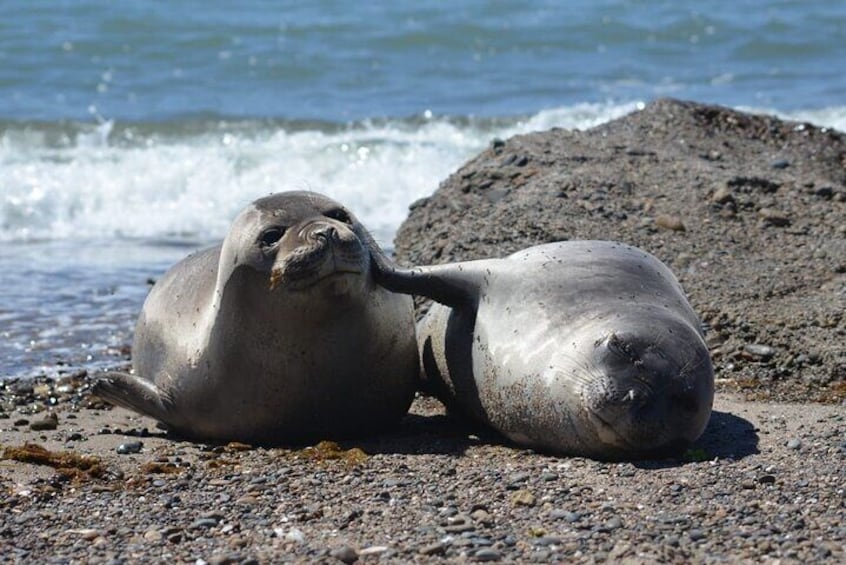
373,240 -> 714,459
94,191 -> 418,444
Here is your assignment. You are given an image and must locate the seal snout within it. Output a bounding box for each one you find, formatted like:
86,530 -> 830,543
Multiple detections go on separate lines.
303,222 -> 339,243
270,219 -> 368,292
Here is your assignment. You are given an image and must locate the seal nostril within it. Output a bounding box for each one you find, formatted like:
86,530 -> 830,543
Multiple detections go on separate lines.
312,225 -> 337,241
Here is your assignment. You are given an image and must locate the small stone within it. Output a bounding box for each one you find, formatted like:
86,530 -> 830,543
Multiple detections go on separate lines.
471,509 -> 493,525
601,517 -> 623,531
509,489 -> 536,507
236,495 -> 258,505
76,529 -> 101,541
116,441 -> 143,454
689,529 -> 706,541
444,513 -> 475,533
743,344 -> 776,361
143,529 -> 163,542
359,546 -> 389,557
770,159 -> 790,169
758,208 -> 790,226
786,438 -> 802,450
29,412 -> 58,431
814,186 -> 834,199
474,548 -> 502,562
330,545 -> 358,564
190,518 -> 218,530
654,214 -> 686,231
758,474 -> 776,484
419,541 -> 446,556
712,186 -> 735,204
551,509 -> 581,523
284,528 -> 306,544
208,554 -> 240,565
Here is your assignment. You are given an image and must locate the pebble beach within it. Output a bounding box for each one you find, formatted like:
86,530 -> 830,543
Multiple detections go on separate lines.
1,375 -> 844,563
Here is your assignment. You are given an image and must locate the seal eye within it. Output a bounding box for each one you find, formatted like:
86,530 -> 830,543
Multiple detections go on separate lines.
325,208 -> 352,224
259,227 -> 285,247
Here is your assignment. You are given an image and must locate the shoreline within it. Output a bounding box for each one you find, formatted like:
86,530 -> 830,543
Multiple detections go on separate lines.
1,376 -> 844,563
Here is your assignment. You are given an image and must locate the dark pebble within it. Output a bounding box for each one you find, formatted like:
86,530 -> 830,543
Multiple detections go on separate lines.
474,548 -> 502,562
770,159 -> 790,169
419,541 -> 446,556
601,517 -> 623,531
29,413 -> 58,431
189,518 -> 219,530
116,441 -> 143,454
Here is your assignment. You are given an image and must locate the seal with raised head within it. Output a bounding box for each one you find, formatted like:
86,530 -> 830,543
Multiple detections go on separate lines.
373,240 -> 714,459
94,191 -> 418,444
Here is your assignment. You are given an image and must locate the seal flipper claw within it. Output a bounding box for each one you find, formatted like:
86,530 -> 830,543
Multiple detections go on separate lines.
92,372 -> 175,425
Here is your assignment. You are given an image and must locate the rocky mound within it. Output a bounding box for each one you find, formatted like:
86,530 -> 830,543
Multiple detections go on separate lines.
394,98 -> 845,403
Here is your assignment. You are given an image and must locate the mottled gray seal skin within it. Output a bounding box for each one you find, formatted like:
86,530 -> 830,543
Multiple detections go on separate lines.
373,241 -> 714,459
94,191 -> 418,444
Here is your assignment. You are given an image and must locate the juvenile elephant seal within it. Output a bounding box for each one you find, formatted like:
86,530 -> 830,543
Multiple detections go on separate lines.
374,241 -> 714,459
94,191 -> 418,444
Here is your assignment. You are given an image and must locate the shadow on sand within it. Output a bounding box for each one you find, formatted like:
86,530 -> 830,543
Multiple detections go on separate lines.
356,405 -> 760,464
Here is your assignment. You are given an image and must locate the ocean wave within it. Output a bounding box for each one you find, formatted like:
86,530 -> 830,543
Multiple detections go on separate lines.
2,100 -> 842,245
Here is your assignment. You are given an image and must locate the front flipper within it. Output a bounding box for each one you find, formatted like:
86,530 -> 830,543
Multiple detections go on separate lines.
92,372 -> 176,427
367,235 -> 486,308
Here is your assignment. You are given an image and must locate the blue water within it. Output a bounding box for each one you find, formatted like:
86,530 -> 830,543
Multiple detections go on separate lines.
2,1 -> 845,378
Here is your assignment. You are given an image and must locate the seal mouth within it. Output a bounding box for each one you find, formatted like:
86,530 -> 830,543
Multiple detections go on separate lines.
587,408 -> 640,452
269,263 -> 365,291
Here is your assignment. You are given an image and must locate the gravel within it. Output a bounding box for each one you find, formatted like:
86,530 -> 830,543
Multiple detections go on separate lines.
1,376 -> 844,562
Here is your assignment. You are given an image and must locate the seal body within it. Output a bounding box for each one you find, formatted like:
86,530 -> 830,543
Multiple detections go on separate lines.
94,191 -> 418,444
375,241 -> 714,459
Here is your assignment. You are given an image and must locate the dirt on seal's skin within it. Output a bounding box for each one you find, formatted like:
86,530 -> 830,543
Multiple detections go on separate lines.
394,98 -> 846,404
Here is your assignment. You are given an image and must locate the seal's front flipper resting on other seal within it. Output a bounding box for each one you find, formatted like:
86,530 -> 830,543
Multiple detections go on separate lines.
93,192 -> 418,445
369,241 -> 485,309
373,240 -> 715,460
92,372 -> 176,426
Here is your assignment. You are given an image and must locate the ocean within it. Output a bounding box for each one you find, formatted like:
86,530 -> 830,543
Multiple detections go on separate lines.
2,1 -> 845,379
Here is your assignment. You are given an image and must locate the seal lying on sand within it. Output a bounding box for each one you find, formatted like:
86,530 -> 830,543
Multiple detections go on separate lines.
373,240 -> 714,459
94,191 -> 418,444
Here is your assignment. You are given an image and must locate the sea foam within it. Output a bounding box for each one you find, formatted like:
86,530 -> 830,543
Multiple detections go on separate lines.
1,102 -> 641,246
2,100 -> 842,247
